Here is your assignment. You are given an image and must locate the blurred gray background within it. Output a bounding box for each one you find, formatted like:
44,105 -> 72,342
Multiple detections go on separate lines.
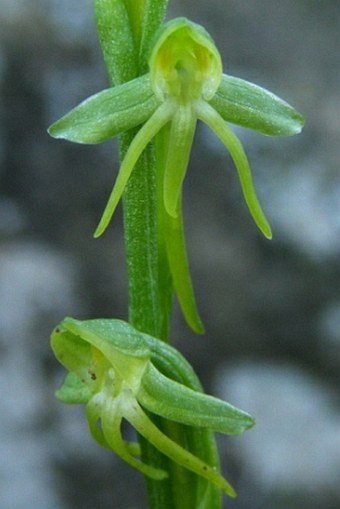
0,1 -> 339,508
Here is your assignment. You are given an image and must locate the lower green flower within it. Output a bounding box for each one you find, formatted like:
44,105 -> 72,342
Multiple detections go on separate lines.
51,317 -> 255,497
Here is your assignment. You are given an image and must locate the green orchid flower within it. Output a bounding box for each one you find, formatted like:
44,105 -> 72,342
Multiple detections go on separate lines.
49,17 -> 303,237
48,17 -> 304,334
51,317 -> 255,498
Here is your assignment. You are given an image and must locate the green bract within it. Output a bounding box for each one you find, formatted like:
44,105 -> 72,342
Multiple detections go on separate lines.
48,16 -> 304,333
52,317 -> 255,498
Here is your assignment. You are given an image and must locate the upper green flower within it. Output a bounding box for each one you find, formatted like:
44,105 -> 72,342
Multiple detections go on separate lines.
48,17 -> 303,240
48,17 -> 304,334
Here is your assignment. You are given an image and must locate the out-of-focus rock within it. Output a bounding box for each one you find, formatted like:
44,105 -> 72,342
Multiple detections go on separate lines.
0,241 -> 81,509
216,362 -> 340,508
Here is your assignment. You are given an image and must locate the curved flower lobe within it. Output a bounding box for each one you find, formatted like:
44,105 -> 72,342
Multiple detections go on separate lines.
149,17 -> 222,101
51,318 -> 255,497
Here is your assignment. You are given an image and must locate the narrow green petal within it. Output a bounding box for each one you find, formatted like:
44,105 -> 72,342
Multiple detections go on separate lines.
155,124 -> 204,334
100,391 -> 168,480
94,101 -> 175,237
164,199 -> 204,334
86,393 -> 109,448
124,440 -> 141,457
139,363 -> 255,435
48,75 -> 159,144
154,124 -> 176,340
163,104 -> 196,217
124,392 -> 236,497
87,391 -> 166,479
197,101 -> 272,239
210,74 -> 304,136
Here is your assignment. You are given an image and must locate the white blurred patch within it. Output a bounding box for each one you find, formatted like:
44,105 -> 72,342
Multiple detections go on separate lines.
215,362 -> 340,495
265,158 -> 340,259
0,241 -> 81,509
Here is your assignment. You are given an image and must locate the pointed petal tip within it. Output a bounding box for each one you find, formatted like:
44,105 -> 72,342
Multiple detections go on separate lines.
164,201 -> 179,219
246,415 -> 256,430
195,323 -> 205,335
93,217 -> 109,238
251,212 -> 273,240
288,115 -> 304,136
188,314 -> 205,334
142,465 -> 169,481
48,121 -> 75,141
220,477 -> 237,498
93,227 -> 103,239
264,229 -> 273,240
47,124 -> 59,139
187,322 -> 205,335
227,486 -> 237,498
258,219 -> 272,240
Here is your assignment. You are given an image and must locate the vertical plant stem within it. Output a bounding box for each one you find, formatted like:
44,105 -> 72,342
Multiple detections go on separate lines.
121,133 -> 176,509
95,2 -> 177,507
122,136 -> 169,338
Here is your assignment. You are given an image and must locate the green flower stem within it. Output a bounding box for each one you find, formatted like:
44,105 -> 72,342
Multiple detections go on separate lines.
94,0 -> 137,85
121,135 -> 166,338
94,2 -> 207,508
160,420 -> 196,509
